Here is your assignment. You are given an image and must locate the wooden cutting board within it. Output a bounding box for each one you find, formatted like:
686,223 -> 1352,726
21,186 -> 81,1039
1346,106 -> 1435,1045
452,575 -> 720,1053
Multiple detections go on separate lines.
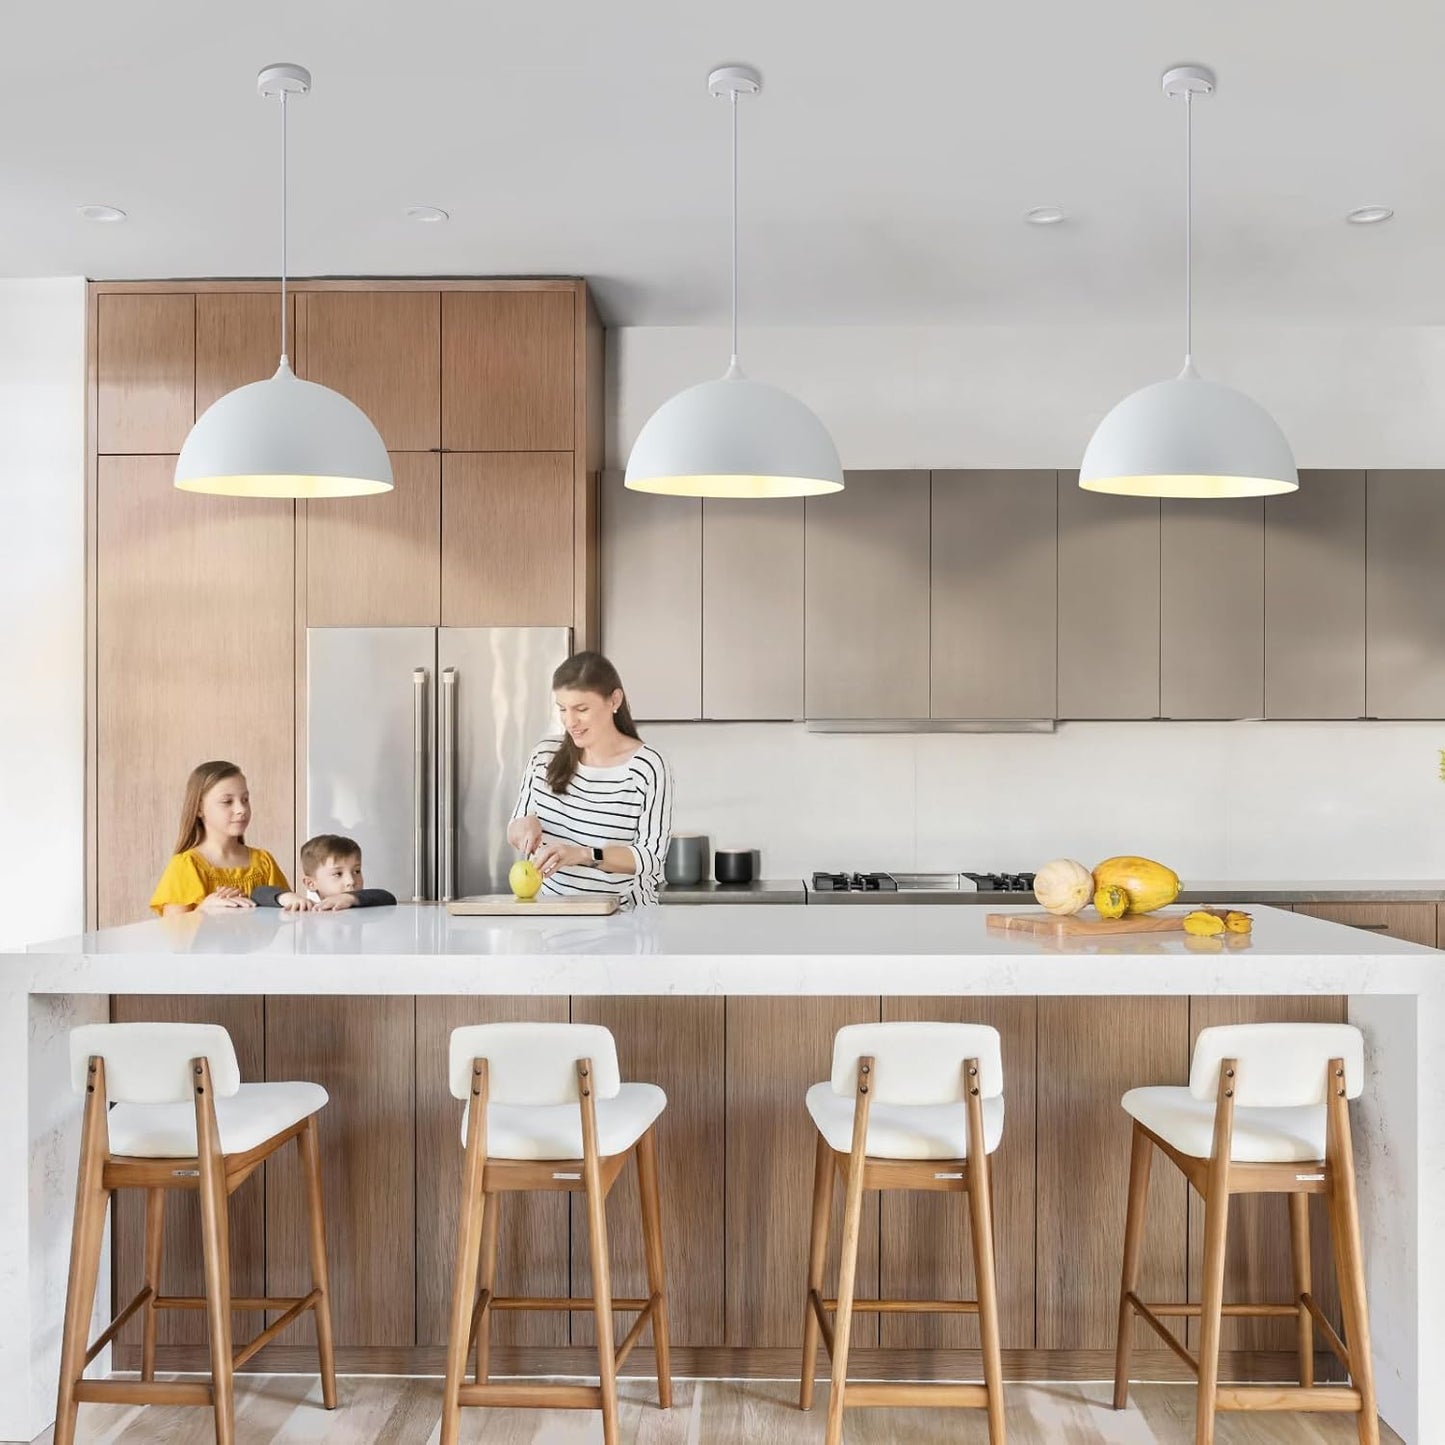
986,907 -> 1189,938
447,894 -> 619,917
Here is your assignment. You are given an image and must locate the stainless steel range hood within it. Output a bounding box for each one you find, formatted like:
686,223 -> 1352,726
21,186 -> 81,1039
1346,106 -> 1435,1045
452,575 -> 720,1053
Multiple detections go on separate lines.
805,718 -> 1056,734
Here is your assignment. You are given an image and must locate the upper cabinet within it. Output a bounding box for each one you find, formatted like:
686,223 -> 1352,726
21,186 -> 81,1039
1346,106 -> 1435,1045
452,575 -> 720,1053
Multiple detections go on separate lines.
442,291 -> 574,452
1366,470 -> 1445,718
599,470 -> 702,721
931,470 -> 1057,719
805,472 -> 930,720
703,499 -> 805,720
96,294 -> 195,453
1056,475 -> 1160,719
297,291 -> 441,451
196,293 -> 292,417
1265,471 -> 1366,719
1160,498 -> 1265,719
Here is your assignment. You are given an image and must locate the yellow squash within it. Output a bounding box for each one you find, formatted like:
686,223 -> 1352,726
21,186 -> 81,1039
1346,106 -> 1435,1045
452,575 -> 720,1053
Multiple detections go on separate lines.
1092,856 -> 1181,915
1183,909 -> 1225,937
1093,884 -> 1129,920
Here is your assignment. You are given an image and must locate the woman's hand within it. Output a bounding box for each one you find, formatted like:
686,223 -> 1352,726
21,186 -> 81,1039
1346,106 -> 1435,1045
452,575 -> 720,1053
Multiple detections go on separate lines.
533,839 -> 592,878
508,814 -> 543,855
199,887 -> 256,913
278,891 -> 311,912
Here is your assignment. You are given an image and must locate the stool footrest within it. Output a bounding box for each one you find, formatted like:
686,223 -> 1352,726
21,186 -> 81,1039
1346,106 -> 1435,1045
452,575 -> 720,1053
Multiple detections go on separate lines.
1141,1300 -> 1303,1319
489,1296 -> 651,1312
457,1383 -> 603,1409
155,1295 -> 312,1312
821,1297 -> 980,1314
613,1296 -> 659,1371
231,1289 -> 321,1370
1125,1293 -> 1201,1375
844,1383 -> 991,1409
85,1285 -> 155,1364
1302,1292 -> 1353,1374
73,1380 -> 213,1407
1216,1385 -> 1363,1414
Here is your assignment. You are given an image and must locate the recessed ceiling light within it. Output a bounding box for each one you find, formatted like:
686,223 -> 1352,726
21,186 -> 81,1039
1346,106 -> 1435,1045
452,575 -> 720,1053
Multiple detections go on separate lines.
1346,206 -> 1393,225
404,204 -> 449,223
77,204 -> 126,223
1024,205 -> 1066,226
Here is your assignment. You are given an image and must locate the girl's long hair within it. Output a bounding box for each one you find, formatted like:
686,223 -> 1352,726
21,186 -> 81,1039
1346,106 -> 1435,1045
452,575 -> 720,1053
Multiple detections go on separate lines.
173,760 -> 245,855
545,652 -> 640,794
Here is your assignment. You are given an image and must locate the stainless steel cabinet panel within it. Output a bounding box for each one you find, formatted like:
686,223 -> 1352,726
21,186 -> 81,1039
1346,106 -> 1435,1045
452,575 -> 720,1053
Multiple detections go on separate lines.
930,470 -> 1057,719
1160,499 -> 1265,719
1057,473 -> 1161,719
599,470 -> 702,720
1265,471 -> 1366,719
1366,470 -> 1445,718
804,471 -> 930,719
702,498 -> 804,719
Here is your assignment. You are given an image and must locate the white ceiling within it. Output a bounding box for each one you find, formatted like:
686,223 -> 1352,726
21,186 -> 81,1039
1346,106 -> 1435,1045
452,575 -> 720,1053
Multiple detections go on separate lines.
5,1 -> 1443,327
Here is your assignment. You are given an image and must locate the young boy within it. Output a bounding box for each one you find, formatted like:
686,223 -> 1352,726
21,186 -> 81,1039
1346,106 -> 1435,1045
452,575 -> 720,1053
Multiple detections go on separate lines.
254,833 -> 397,912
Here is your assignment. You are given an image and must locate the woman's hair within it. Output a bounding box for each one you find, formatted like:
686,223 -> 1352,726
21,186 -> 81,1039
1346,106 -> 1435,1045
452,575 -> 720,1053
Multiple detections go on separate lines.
545,652 -> 640,794
173,760 -> 245,855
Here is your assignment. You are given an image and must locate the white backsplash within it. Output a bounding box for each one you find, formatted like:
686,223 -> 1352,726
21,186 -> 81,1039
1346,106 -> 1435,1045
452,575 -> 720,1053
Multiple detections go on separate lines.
646,720 -> 1445,880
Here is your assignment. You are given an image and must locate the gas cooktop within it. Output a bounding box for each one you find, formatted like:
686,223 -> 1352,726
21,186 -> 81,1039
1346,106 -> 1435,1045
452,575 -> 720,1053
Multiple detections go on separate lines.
808,871 -> 1037,900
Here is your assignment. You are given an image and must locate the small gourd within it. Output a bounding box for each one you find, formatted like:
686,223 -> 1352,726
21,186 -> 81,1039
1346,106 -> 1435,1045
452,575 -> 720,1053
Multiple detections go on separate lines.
1094,884 -> 1129,920
1033,858 -> 1094,916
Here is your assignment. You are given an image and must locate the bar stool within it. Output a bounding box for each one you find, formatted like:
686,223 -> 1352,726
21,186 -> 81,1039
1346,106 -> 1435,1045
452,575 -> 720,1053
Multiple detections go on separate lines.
1113,1022 -> 1379,1445
53,1022 -> 335,1445
798,1022 -> 1007,1444
440,1022 -> 672,1445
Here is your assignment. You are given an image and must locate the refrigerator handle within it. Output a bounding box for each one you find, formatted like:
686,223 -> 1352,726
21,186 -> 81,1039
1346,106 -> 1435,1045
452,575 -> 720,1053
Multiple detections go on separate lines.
440,667 -> 458,902
412,668 -> 430,902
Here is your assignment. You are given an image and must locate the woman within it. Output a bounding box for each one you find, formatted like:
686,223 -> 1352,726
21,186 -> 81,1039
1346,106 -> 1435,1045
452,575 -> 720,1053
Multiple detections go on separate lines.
508,652 -> 672,909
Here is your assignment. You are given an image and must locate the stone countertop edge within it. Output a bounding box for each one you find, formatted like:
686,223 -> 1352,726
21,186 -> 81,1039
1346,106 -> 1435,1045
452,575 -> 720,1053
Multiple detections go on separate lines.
661,880 -> 1445,904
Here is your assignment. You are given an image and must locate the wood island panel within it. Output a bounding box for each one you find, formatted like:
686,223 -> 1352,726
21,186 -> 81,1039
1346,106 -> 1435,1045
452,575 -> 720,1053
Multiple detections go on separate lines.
725,997 -> 882,1349
266,997 -> 416,1346
1186,995 -> 1346,1358
878,997 -> 1037,1349
1036,996 -> 1189,1351
109,996 -> 265,1353
570,997 -> 726,1347
1293,901 -> 1439,948
414,996 -> 571,1347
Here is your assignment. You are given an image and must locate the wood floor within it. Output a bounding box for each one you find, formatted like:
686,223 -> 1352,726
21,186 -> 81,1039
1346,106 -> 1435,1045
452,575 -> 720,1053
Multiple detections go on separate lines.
36,1374 -> 1403,1443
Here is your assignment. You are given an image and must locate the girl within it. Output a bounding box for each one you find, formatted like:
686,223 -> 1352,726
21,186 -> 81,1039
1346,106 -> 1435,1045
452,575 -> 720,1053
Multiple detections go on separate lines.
508,652 -> 672,909
150,760 -> 290,916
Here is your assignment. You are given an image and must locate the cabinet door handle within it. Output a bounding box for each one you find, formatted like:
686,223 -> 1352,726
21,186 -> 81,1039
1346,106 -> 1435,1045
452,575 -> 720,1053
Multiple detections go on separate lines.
1354,922 -> 1391,931
440,668 -> 458,902
412,669 -> 430,902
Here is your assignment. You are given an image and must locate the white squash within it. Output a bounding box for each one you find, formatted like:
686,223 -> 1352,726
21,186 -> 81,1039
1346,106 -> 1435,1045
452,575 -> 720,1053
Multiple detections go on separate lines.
1033,858 -> 1094,916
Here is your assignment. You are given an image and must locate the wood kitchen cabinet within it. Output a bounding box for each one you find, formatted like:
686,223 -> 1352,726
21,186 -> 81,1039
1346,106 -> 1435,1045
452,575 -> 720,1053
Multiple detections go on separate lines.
702,498 -> 805,719
96,293 -> 195,453
1265,471 -> 1366,719
1056,473 -> 1161,719
442,290 -> 574,452
930,470 -> 1057,719
1160,498 -> 1265,719
94,456 -> 295,926
296,290 -> 441,451
599,469 -> 702,719
195,292 -> 292,416
1366,470 -> 1445,717
1293,900 -> 1438,948
805,471 -> 930,719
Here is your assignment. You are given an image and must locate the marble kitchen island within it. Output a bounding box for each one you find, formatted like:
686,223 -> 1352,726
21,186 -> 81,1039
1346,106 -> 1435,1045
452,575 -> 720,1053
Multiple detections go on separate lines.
4,904 -> 1438,1443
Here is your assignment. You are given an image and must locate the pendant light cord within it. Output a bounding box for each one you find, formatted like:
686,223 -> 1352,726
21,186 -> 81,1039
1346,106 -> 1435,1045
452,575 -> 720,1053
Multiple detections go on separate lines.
729,88 -> 740,372
280,87 -> 290,364
1183,87 -> 1193,372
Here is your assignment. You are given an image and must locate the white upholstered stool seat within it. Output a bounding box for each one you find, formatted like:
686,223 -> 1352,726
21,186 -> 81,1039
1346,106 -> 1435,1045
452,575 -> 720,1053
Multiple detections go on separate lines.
1121,1085 -> 1324,1163
462,1082 -> 667,1159
110,1081 -> 329,1158
805,1081 -> 1004,1158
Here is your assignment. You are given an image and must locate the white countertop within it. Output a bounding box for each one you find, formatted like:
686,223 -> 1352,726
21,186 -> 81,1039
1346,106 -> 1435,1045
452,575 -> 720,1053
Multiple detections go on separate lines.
14,902 -> 1437,997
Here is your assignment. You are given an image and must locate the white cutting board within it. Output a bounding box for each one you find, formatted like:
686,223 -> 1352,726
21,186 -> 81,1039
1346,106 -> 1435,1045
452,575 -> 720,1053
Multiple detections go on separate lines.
447,894 -> 619,917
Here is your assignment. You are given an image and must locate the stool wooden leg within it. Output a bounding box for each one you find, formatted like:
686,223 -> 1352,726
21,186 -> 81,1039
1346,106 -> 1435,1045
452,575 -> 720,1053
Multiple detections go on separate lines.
443,1061 -> 489,1445
473,1190 -> 499,1385
967,1155 -> 1007,1443
636,1127 -> 673,1408
299,1114 -> 338,1409
825,1154 -> 867,1445
1287,1191 -> 1314,1389
196,1130 -> 236,1442
799,1131 -> 834,1411
1195,1182 -> 1231,1445
1113,1122 -> 1153,1409
141,1187 -> 165,1383
581,1142 -> 620,1442
53,1071 -> 110,1445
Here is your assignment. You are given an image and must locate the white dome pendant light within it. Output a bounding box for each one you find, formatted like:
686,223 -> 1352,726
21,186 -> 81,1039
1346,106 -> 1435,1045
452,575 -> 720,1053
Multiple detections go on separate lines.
1080,66 -> 1296,499
176,64 -> 392,499
625,66 -> 842,499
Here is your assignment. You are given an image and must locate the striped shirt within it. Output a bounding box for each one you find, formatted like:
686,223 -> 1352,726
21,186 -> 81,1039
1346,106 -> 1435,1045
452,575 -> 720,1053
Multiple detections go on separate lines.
511,738 -> 673,908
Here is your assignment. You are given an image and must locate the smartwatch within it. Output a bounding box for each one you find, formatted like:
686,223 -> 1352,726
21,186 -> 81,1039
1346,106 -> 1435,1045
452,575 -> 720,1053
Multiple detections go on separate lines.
591,845 -> 604,863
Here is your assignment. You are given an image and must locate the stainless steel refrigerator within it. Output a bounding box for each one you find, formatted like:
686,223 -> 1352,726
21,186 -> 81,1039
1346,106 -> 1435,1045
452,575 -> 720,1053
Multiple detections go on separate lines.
306,627 -> 571,901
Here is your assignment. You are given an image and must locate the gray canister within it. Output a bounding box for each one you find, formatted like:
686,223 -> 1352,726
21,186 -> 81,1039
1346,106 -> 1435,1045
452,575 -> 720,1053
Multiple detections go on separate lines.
665,833 -> 710,886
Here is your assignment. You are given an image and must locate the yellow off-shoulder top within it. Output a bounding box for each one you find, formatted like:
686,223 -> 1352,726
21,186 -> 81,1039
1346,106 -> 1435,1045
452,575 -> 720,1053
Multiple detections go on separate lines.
149,848 -> 289,915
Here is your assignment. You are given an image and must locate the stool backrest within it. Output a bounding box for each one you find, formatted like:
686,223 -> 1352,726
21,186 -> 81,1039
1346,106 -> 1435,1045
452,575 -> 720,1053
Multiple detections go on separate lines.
830,1022 -> 1004,1104
449,1022 -> 621,1105
69,1022 -> 241,1103
1189,1023 -> 1365,1107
